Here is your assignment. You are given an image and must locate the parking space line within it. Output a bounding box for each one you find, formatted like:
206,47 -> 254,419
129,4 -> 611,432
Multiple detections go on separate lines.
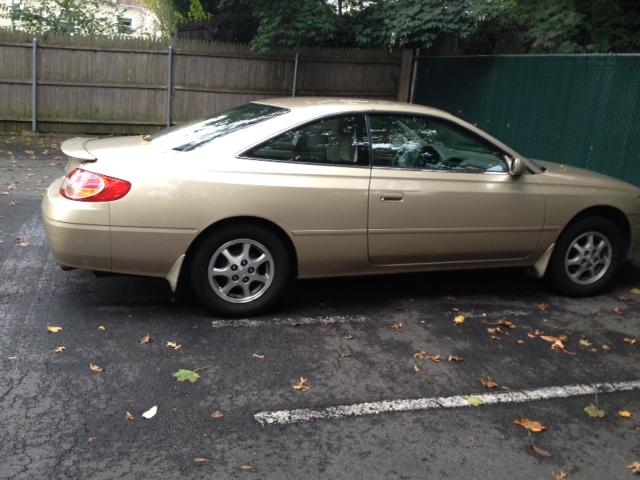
211,314 -> 367,328
254,380 -> 640,426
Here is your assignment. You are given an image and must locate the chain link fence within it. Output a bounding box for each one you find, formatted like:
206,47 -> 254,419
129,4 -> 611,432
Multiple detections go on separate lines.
413,54 -> 640,185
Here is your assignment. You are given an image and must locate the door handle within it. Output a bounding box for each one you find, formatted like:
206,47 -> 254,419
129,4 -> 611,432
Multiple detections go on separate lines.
380,193 -> 404,202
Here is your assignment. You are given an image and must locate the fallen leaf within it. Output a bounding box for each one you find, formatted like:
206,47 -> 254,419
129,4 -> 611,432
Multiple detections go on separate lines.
293,377 -> 310,392
623,338 -> 637,346
448,355 -> 463,362
211,410 -> 225,419
98,325 -> 107,332
627,461 -> 640,474
498,319 -> 515,329
553,471 -> 568,480
414,351 -> 440,363
528,329 -> 544,338
584,404 -> 606,418
125,411 -> 134,422
166,341 -> 182,350
193,457 -> 208,465
414,364 -> 422,373
453,315 -> 465,325
343,334 -> 354,340
540,335 -> 575,355
601,344 -> 611,351
514,418 -> 546,433
54,346 -> 65,353
142,405 -> 157,419
579,338 -> 592,347
538,303 -> 549,312
467,396 -> 484,407
89,363 -> 104,373
239,464 -> 254,472
618,410 -> 633,418
47,325 -> 63,333
139,334 -> 153,344
516,339 -> 526,345
252,353 -> 265,360
540,335 -> 561,343
340,352 -> 352,358
487,326 -> 505,335
531,445 -> 552,457
387,321 -> 404,330
481,376 -> 498,389
323,319 -> 334,327
173,369 -> 200,383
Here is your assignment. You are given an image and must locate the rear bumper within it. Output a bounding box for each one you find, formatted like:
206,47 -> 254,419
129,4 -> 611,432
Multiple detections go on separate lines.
42,176 -> 195,279
42,215 -> 111,271
42,177 -> 112,271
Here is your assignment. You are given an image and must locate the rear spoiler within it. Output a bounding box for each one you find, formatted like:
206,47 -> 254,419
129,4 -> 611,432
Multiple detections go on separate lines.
60,137 -> 97,161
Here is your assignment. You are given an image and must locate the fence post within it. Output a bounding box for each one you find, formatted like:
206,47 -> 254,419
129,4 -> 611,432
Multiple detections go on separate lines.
291,52 -> 299,97
166,45 -> 173,127
397,48 -> 413,102
409,48 -> 420,104
31,37 -> 37,132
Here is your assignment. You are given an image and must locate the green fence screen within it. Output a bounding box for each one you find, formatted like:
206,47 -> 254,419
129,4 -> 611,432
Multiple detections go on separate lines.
413,54 -> 640,186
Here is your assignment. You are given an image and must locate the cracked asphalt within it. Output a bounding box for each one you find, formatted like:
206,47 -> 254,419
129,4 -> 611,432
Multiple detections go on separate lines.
1,133 -> 639,479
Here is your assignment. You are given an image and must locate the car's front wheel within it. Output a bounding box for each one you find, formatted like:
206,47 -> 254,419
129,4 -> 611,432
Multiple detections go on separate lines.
546,216 -> 623,296
189,224 -> 292,316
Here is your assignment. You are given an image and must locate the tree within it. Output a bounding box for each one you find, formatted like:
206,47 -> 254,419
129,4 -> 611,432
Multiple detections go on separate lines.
142,0 -> 183,38
220,0 -> 336,52
4,0 -> 125,36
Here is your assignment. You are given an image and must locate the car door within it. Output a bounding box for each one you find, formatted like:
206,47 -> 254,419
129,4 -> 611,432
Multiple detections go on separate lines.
242,113 -> 372,277
367,113 -> 545,265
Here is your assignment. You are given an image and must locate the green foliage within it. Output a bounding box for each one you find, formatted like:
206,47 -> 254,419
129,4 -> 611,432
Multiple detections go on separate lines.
224,0 -> 336,52
19,0 -> 628,54
188,0 -> 212,21
172,369 -> 201,383
142,0 -> 183,38
2,0 -> 125,36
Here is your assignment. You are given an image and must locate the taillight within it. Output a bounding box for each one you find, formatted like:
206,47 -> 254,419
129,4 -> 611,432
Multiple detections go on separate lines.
60,168 -> 131,202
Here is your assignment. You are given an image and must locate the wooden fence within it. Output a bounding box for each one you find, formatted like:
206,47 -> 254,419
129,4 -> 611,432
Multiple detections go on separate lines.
0,30 -> 411,134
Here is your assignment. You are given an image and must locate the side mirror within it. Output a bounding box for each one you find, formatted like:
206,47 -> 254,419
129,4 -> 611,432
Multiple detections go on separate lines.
508,156 -> 527,177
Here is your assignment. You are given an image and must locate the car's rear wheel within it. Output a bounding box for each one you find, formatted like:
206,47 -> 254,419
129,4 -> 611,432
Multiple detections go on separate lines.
189,224 -> 292,316
546,216 -> 623,296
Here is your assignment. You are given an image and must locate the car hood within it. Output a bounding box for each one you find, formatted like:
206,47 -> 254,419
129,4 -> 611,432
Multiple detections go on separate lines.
534,159 -> 640,194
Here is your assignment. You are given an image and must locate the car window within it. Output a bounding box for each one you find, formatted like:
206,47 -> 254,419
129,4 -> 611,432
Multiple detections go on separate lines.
246,115 -> 370,167
369,114 -> 508,173
148,103 -> 288,151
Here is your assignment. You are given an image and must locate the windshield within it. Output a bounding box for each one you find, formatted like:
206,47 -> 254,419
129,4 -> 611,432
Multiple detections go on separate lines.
148,103 -> 288,151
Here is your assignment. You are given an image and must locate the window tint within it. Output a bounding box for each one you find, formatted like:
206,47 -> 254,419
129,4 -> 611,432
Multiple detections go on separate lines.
148,103 -> 287,151
247,115 -> 369,166
369,114 -> 507,173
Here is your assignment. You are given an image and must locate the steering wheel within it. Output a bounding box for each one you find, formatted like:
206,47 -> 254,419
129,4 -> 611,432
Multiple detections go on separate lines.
418,145 -> 440,167
393,145 -> 442,169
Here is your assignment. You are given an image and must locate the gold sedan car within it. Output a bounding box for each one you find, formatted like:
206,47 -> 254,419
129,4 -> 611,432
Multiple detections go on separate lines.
42,97 -> 640,316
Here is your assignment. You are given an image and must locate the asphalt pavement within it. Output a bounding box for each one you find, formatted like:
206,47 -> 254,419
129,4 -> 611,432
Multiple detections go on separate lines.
1,133 -> 639,480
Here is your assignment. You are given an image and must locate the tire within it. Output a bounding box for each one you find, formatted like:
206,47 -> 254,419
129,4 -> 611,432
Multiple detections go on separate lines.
546,215 -> 623,296
189,224 -> 292,317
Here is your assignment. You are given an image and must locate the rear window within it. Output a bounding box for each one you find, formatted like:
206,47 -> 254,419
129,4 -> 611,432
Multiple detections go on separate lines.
148,103 -> 288,151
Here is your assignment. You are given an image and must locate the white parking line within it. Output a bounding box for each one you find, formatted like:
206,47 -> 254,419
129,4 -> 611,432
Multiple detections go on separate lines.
211,314 -> 367,328
254,380 -> 640,426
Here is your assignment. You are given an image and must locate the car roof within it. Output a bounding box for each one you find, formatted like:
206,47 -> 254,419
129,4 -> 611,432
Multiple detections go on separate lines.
254,97 -> 450,116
